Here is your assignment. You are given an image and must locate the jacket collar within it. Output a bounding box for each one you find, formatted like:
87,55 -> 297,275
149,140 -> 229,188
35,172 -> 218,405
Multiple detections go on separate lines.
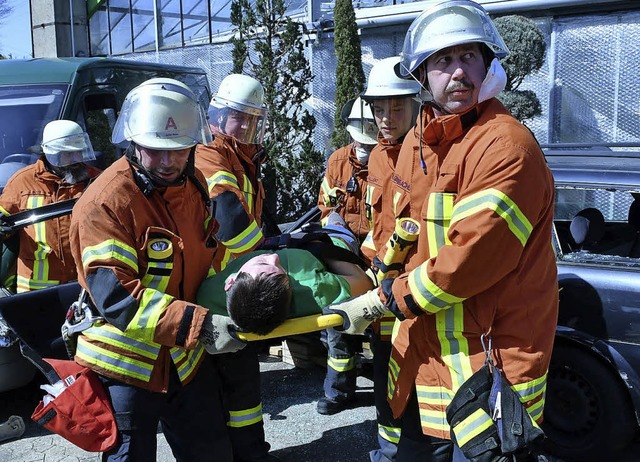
419,102 -> 482,145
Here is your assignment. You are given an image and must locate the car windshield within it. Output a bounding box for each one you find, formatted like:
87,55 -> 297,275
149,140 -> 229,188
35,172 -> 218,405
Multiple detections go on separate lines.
0,85 -> 67,163
554,185 -> 640,265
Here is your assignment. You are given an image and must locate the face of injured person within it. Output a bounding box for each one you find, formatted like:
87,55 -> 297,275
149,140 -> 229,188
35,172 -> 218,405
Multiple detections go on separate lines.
224,253 -> 286,291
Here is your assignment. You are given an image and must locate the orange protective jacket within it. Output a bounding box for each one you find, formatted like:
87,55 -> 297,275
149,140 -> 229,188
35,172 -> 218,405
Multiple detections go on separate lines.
360,136 -> 403,264
0,158 -> 101,292
383,99 -> 558,439
317,144 -> 370,241
360,136 -> 404,341
195,134 -> 264,264
69,157 -> 219,392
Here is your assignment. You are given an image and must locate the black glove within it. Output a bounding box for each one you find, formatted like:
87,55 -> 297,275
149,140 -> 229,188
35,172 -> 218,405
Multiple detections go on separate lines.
199,313 -> 246,354
323,289 -> 388,335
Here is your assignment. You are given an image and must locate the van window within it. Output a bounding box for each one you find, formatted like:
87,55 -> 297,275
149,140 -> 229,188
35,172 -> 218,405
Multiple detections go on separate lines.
0,85 -> 67,162
83,93 -> 119,168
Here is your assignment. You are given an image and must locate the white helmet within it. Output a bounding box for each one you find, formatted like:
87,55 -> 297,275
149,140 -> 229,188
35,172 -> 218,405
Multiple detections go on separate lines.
398,0 -> 509,78
341,97 -> 378,146
362,57 -> 421,100
41,120 -> 95,167
112,78 -> 211,150
208,74 -> 268,145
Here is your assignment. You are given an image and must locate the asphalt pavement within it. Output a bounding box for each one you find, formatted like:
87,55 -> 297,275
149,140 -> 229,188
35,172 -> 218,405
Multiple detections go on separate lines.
0,341 -> 379,462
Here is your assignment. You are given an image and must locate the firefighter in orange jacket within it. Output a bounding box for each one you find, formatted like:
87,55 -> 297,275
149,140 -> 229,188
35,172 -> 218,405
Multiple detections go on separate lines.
323,2 -> 558,460
318,96 -> 377,244
195,74 -> 267,268
195,74 -> 280,462
70,78 -> 244,461
359,56 -> 421,462
315,97 -> 377,418
0,120 -> 100,293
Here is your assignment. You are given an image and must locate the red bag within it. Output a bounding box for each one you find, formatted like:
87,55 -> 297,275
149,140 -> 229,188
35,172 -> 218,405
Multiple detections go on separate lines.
31,359 -> 117,452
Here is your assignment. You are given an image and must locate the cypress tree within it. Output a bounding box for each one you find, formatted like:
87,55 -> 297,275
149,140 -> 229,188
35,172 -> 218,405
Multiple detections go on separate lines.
331,0 -> 366,149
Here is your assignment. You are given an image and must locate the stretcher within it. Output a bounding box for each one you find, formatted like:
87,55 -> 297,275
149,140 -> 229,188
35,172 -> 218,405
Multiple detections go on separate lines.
0,280 -> 342,370
235,313 -> 343,341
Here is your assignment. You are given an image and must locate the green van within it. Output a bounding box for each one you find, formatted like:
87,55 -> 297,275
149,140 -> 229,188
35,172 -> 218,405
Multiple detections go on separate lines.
0,57 -> 211,392
0,57 -> 211,185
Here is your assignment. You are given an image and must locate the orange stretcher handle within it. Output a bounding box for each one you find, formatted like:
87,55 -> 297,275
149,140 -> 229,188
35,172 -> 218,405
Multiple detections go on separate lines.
235,313 -> 343,341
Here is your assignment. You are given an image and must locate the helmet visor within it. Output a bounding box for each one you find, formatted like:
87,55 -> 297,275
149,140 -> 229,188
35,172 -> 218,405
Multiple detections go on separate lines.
42,132 -> 96,167
208,103 -> 267,145
112,84 -> 212,150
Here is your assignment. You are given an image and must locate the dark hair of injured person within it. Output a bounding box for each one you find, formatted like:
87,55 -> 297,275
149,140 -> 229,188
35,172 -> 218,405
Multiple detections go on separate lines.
226,271 -> 293,335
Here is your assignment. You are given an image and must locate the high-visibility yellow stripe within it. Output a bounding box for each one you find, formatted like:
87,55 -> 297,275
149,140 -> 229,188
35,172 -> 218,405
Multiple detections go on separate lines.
408,264 -> 464,314
222,220 -> 263,254
16,276 -> 58,293
387,356 -> 400,400
436,305 -> 473,389
228,403 -> 263,428
207,171 -> 239,193
419,406 -> 449,432
27,196 -> 52,286
141,261 -> 172,292
128,289 -> 171,341
452,188 -> 532,247
172,343 -> 206,381
241,173 -> 255,212
76,336 -> 154,382
378,424 -> 401,444
328,355 -> 356,372
415,384 -> 455,406
82,239 -> 138,272
451,408 -> 493,447
426,192 -> 454,257
83,325 -> 161,359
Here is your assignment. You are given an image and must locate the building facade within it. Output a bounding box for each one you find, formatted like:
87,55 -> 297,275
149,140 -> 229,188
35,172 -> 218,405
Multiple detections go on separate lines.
29,0 -> 640,154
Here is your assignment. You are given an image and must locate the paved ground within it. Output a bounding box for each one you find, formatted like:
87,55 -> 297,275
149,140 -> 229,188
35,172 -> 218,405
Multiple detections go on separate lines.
1,342 -> 639,462
0,341 -> 380,462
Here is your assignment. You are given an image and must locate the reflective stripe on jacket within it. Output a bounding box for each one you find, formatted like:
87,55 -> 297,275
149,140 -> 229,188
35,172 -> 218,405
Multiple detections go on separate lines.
0,158 -> 100,292
70,157 -> 218,392
385,99 -> 558,439
195,135 -> 264,257
317,144 -> 370,241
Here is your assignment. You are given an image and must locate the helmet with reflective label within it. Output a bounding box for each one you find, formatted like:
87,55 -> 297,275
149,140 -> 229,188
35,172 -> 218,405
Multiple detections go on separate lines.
112,78 -> 211,150
341,97 -> 378,146
41,120 -> 95,167
363,57 -> 421,100
399,0 -> 508,78
208,74 -> 268,145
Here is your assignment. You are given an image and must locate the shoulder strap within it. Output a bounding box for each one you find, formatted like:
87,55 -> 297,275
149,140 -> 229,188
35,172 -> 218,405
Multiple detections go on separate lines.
260,230 -> 369,270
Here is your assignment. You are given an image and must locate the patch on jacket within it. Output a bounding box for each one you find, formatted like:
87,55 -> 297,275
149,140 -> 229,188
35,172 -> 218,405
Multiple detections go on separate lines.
147,238 -> 173,261
392,174 -> 411,192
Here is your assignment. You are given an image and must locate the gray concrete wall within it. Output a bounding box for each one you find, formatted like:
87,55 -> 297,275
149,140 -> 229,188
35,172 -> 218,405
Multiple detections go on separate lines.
30,0 -> 89,58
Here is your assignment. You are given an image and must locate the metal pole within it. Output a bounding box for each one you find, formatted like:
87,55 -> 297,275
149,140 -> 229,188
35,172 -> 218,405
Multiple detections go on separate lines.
69,0 -> 75,56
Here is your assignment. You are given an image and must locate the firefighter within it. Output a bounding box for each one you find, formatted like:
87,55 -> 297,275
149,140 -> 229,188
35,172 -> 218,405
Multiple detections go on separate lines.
69,78 -> 244,461
195,73 -> 268,265
359,56 -> 421,462
195,74 -> 279,462
316,97 -> 377,417
318,96 -> 378,242
323,1 -> 558,460
0,120 -> 101,292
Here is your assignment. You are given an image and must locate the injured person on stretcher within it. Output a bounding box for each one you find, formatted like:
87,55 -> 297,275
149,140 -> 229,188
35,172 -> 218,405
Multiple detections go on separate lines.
196,233 -> 374,336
